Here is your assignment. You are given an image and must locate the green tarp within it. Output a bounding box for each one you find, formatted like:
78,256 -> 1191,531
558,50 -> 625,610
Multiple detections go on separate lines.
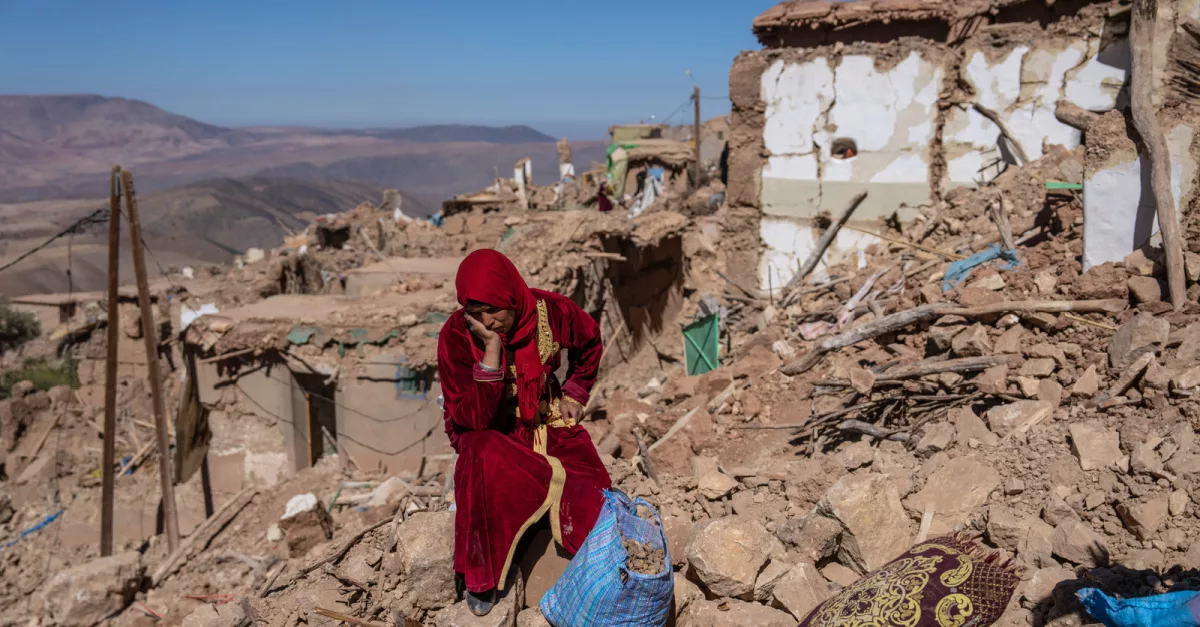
683,314 -> 720,376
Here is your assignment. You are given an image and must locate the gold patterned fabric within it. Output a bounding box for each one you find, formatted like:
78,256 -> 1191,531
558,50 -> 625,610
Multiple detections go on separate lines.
798,535 -> 1021,627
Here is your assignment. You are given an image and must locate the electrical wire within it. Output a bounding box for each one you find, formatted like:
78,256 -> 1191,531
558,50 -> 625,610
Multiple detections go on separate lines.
0,207 -> 109,275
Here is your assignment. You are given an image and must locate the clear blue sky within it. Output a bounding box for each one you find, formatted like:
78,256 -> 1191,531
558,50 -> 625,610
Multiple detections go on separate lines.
0,0 -> 776,138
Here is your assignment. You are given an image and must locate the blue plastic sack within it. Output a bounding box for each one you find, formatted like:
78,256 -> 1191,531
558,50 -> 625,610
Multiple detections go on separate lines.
1077,588 -> 1200,627
540,490 -> 673,627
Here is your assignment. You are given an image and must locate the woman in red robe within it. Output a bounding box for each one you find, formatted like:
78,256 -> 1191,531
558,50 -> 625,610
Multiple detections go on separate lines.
438,249 -> 612,616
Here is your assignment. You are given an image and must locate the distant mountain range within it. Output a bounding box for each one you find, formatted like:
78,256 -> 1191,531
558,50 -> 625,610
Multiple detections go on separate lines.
0,94 -> 607,296
0,95 -> 603,205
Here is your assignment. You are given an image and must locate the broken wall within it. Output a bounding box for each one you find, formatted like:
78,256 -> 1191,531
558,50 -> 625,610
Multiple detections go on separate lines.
732,8 -> 1134,291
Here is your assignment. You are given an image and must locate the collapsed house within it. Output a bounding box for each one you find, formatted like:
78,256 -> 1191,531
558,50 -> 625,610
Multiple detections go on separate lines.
726,0 -> 1200,292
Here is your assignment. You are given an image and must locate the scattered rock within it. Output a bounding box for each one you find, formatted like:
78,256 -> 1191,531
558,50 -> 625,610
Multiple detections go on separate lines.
1170,490 -> 1190,517
970,272 -> 1007,291
1128,276 -> 1167,304
693,456 -> 739,501
995,326 -> 1024,354
1108,313 -> 1169,371
1021,519 -> 1057,568
367,476 -> 411,508
952,324 -> 993,357
40,552 -> 144,627
395,511 -> 457,610
1069,422 -> 1124,471
278,493 -> 334,558
772,562 -> 831,621
1006,479 -> 1026,496
1130,442 -> 1165,477
1051,519 -> 1109,566
1042,493 -> 1078,527
677,599 -> 796,627
662,516 -> 694,568
516,608 -> 551,627
774,514 -> 841,563
1075,263 -> 1128,300
753,558 -> 793,602
1173,365 -> 1200,390
673,573 -> 704,614
975,365 -> 1009,395
953,406 -> 999,447
849,368 -> 876,394
915,422 -> 955,455
818,474 -> 912,572
1037,379 -> 1064,407
986,401 -> 1053,438
1116,497 -> 1169,540
905,456 -> 1000,527
182,600 -> 248,627
244,247 -> 265,264
266,524 -> 283,543
987,506 -> 1028,552
1023,566 -> 1075,606
686,516 -> 784,600
1072,365 -> 1101,397
1019,359 -> 1057,378
1034,272 -> 1058,295
820,563 -> 861,588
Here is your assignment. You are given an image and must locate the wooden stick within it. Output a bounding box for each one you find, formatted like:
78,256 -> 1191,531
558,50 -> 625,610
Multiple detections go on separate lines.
841,225 -> 963,261
270,516 -> 394,594
971,102 -> 1030,164
783,191 -> 868,304
1055,101 -> 1101,130
122,168 -> 180,552
314,608 -> 388,627
152,486 -> 258,585
878,355 -> 1020,382
941,299 -> 1128,317
1131,0 -> 1187,310
988,196 -> 1017,253
782,304 -> 949,376
837,419 -> 910,442
648,407 -> 698,452
27,414 -> 62,466
101,165 -> 122,558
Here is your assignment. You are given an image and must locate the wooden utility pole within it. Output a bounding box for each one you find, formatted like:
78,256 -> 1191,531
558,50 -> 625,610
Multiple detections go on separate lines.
100,166 -> 122,557
120,168 -> 181,551
1130,0 -> 1186,309
692,86 -> 702,189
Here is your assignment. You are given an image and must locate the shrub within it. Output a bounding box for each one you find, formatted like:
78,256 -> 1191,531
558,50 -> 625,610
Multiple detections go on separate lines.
0,297 -> 40,351
0,358 -> 78,400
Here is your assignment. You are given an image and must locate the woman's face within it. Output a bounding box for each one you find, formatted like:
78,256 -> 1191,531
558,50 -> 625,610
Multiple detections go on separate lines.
466,302 -> 516,336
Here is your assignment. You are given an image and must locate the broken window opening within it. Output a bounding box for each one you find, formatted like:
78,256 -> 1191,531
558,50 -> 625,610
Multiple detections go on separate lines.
831,138 -> 858,160
293,372 -> 338,467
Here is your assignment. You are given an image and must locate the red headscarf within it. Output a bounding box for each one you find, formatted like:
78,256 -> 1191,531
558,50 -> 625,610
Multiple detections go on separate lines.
455,249 -> 543,428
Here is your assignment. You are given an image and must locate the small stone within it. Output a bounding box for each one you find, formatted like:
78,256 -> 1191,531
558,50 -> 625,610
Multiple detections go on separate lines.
1170,490 -> 1190,516
1022,519 -> 1057,568
1185,252 -> 1200,283
1084,491 -> 1107,510
1034,271 -> 1059,295
1017,376 -> 1042,398
997,313 -> 1021,329
772,562 -> 831,621
975,365 -> 1010,395
1117,497 -> 1170,541
1006,479 -> 1026,495
774,515 -> 841,563
1130,443 -> 1165,477
1051,519 -> 1110,566
987,506 -> 1028,552
754,558 -> 794,602
953,406 -> 999,447
1128,276 -> 1167,304
952,324 -> 993,357
970,272 -> 1007,291
1042,494 -> 1078,527
836,440 -> 874,471
1022,312 -> 1059,330
693,456 -> 739,500
279,493 -> 334,558
1028,343 -> 1069,368
1172,365 -> 1200,390
1109,313 -> 1169,372
994,326 -> 1024,354
915,422 -> 956,455
266,524 -> 283,543
986,401 -> 1054,438
1037,379 -> 1064,407
1165,528 -> 1188,551
1176,323 -> 1200,363
820,563 -> 860,587
1073,365 -> 1101,397
1020,358 -> 1057,378
1069,421 -> 1124,471
1125,249 -> 1158,276
1023,566 -> 1075,605
849,367 -> 876,395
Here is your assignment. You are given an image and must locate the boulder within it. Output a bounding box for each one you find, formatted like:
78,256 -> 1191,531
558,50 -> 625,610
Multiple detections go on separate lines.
40,552 -> 144,627
278,493 -> 333,558
1051,519 -> 1109,567
677,599 -> 796,627
986,401 -> 1053,439
987,506 -> 1028,552
692,456 -> 739,501
1020,518 -> 1057,568
1069,422 -> 1124,471
662,516 -> 694,568
395,511 -> 457,610
673,573 -> 704,613
818,474 -> 912,572
775,514 -> 841,563
1116,497 -> 1170,541
905,456 -> 1000,528
1128,276 -> 1167,304
686,516 -> 784,600
753,558 -> 794,602
772,562 -> 831,621
1108,313 -> 1169,371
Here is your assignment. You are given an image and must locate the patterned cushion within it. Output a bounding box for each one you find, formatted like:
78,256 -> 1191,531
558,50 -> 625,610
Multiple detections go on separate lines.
798,534 -> 1022,627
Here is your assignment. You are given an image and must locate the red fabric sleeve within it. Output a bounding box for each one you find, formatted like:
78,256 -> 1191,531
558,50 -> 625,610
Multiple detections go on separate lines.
538,291 -> 602,406
437,311 -> 506,438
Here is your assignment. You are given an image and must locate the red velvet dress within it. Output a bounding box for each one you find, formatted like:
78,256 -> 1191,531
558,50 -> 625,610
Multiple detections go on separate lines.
437,289 -> 612,593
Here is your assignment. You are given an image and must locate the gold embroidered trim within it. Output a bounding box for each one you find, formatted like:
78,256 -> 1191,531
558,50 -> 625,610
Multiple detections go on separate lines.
496,423 -> 567,588
536,299 -> 560,364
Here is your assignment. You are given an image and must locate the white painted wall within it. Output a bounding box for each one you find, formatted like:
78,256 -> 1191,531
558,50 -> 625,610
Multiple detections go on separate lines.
1082,124 -> 1195,270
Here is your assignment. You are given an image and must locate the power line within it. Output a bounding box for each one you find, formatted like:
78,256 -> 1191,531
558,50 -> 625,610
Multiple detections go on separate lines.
0,207 -> 109,275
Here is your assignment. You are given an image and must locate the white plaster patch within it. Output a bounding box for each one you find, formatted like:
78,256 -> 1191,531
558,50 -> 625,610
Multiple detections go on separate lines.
964,48 -> 1028,110
871,154 -> 930,183
946,152 -> 992,187
1083,125 -> 1193,270
763,154 -> 819,181
282,493 -> 319,519
1065,39 -> 1130,111
829,53 -> 921,152
759,217 -> 884,289
762,58 -> 834,155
